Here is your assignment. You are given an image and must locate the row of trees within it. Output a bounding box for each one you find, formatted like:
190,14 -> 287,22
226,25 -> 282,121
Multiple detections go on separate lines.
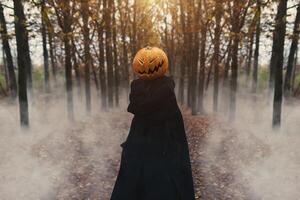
0,0 -> 299,128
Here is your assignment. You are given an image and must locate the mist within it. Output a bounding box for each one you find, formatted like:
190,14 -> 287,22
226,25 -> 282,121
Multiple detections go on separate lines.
201,88 -> 300,200
0,88 -> 131,200
0,81 -> 300,200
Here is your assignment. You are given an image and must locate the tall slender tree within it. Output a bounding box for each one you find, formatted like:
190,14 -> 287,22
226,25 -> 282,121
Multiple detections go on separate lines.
41,0 -> 50,94
229,0 -> 251,121
20,1 -> 33,97
272,0 -> 288,128
198,18 -> 207,113
178,0 -> 187,103
51,0 -> 74,119
246,28 -> 254,83
104,0 -> 114,107
118,0 -> 130,90
284,3 -> 300,96
81,0 -> 92,113
112,0 -> 119,106
71,37 -> 82,97
0,3 -> 17,99
13,0 -> 29,127
63,0 -> 74,119
252,0 -> 261,93
47,26 -> 57,81
98,28 -> 108,109
213,0 -> 222,112
190,0 -> 200,115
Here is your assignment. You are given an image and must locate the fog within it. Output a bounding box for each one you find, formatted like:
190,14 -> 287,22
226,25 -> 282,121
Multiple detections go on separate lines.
202,88 -> 300,199
0,89 -> 131,199
0,83 -> 300,199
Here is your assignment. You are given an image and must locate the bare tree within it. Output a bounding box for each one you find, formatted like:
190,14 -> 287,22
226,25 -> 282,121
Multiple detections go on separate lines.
13,0 -> 29,127
104,0 -> 114,107
213,0 -> 222,112
81,0 -> 92,113
0,3 -> 17,99
284,3 -> 300,96
41,0 -> 50,94
272,0 -> 288,128
252,0 -> 261,93
51,0 -> 74,119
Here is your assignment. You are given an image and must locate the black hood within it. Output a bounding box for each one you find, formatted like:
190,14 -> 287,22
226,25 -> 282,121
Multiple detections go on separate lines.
127,76 -> 178,122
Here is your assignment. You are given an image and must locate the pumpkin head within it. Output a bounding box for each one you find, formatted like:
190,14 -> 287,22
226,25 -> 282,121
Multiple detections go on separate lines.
132,46 -> 168,80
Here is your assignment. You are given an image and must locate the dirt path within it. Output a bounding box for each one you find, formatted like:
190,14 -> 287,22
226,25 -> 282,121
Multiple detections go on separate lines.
27,107 -> 264,200
184,108 -> 271,200
184,111 -> 249,200
52,109 -> 251,200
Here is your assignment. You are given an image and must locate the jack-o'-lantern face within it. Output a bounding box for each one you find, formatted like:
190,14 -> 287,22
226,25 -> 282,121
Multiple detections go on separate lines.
132,46 -> 168,80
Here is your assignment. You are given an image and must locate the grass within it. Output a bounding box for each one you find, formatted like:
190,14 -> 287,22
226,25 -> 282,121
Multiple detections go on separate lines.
0,73 -> 6,88
294,73 -> 300,87
258,68 -> 269,91
32,68 -> 44,89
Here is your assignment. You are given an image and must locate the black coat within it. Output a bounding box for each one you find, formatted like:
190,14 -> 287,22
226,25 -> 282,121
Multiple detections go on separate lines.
110,76 -> 195,200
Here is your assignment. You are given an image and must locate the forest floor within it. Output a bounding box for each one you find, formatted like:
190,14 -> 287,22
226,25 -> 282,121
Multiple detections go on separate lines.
49,106 -> 268,200
184,109 -> 263,200
0,101 -> 270,200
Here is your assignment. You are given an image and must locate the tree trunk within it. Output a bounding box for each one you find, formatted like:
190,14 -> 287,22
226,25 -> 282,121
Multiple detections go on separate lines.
131,0 -> 137,56
163,4 -> 170,75
252,0 -> 261,93
48,30 -> 57,81
246,30 -> 254,83
63,0 -> 74,120
178,0 -> 186,104
13,0 -> 29,127
229,0 -> 241,121
18,2 -> 33,96
104,0 -> 114,107
186,0 -> 193,108
213,0 -> 222,112
205,58 -> 213,90
41,0 -> 50,94
291,47 -> 298,91
269,1 -> 288,95
81,0 -> 91,113
0,3 -> 17,99
198,21 -> 207,113
191,0 -> 200,115
2,49 -> 9,90
121,30 -> 129,88
284,3 -> 300,96
98,26 -> 107,109
223,38 -> 232,85
272,0 -> 288,128
118,0 -> 129,89
71,38 -> 82,98
169,24 -> 176,77
91,59 -> 100,93
112,0 -> 119,107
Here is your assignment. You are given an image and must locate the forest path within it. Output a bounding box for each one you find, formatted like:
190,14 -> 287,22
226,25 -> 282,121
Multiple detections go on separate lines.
185,111 -> 250,200
55,106 -> 265,200
52,107 -> 260,200
0,100 -> 263,200
184,108 -> 271,200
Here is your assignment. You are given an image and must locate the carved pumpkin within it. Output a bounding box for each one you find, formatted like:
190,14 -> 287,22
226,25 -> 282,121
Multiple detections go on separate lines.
132,46 -> 169,80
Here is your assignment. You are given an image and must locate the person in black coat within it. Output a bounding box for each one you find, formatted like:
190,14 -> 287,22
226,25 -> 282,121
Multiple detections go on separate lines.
110,47 -> 195,200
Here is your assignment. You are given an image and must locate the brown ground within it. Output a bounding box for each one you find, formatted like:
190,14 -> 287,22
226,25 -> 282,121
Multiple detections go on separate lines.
32,107 -> 268,200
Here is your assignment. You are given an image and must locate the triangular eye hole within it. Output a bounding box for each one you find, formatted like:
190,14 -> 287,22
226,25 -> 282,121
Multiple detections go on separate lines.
138,58 -> 144,65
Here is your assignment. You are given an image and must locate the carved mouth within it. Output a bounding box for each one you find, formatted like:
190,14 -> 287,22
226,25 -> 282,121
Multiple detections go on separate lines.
138,60 -> 164,75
